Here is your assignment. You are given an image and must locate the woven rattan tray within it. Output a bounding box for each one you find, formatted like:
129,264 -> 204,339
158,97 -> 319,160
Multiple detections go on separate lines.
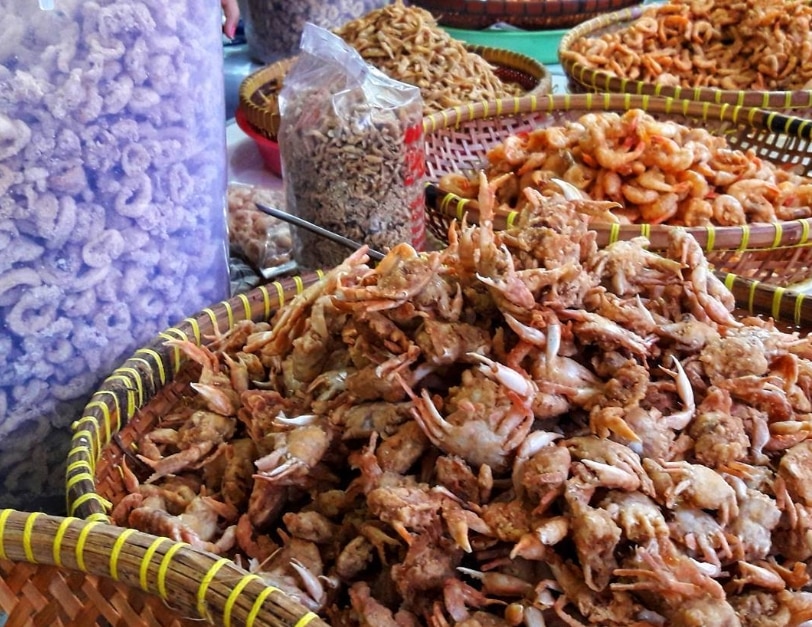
239,44 -> 552,141
422,92 -> 812,285
0,508 -> 324,627
65,266 -> 812,625
409,0 -> 641,30
558,4 -> 812,114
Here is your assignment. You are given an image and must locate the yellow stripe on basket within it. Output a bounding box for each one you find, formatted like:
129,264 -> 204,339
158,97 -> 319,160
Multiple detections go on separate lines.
773,287 -> 786,322
258,284 -> 273,320
269,281 -> 286,311
87,392 -> 121,445
801,219 -> 811,246
224,574 -> 263,627
293,612 -> 319,627
105,373 -> 137,419
66,458 -> 93,476
506,211 -> 518,229
53,516 -> 75,568
69,493 -> 112,518
795,292 -> 806,327
71,429 -> 97,464
71,416 -> 103,458
797,118 -> 812,139
197,558 -> 232,619
723,272 -> 736,292
140,536 -> 170,592
67,443 -> 95,473
109,528 -> 137,581
293,275 -> 305,293
135,348 -> 167,386
748,279 -> 760,313
772,222 -> 784,249
705,226 -> 716,252
22,512 -> 41,564
65,470 -> 95,493
237,292 -> 251,320
609,223 -> 621,244
116,366 -> 145,407
222,301 -> 236,332
737,225 -> 751,252
157,542 -> 188,599
130,356 -> 158,391
75,521 -> 101,572
0,509 -> 11,560
245,585 -> 281,627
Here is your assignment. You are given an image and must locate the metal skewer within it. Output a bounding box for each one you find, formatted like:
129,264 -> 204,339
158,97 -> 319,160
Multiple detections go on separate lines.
254,202 -> 386,261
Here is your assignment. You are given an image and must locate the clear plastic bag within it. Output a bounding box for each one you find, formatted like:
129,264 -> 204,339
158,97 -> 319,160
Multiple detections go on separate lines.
278,23 -> 426,271
238,0 -> 391,65
0,0 -> 229,510
227,184 -> 295,278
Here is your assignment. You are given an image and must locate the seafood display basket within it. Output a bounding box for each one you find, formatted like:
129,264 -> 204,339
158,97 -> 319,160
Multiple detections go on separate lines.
63,269 -> 812,625
422,92 -> 812,285
408,0 -> 642,30
558,4 -> 812,114
0,508 -> 324,627
238,44 -> 553,141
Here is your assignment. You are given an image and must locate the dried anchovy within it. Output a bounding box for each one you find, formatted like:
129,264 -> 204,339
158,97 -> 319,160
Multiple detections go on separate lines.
335,1 -> 525,114
280,85 -> 423,270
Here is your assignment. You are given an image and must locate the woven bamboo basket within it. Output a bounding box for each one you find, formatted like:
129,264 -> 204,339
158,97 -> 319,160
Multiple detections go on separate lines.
558,4 -> 812,114
0,508 -> 325,627
238,44 -> 553,141
64,268 -> 812,625
408,0 -> 641,30
422,92 -> 812,285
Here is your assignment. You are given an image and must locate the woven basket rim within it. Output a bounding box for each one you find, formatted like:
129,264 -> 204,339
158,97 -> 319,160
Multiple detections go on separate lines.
409,0 -> 642,29
558,3 -> 812,109
421,92 -> 812,139
0,508 -> 327,627
238,43 -> 553,140
421,92 -> 812,285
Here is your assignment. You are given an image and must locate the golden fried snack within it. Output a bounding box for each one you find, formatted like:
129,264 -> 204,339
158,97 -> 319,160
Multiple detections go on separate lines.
335,1 -> 525,114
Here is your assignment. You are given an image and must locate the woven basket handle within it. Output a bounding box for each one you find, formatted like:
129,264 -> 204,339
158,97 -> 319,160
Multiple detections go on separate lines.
0,509 -> 328,627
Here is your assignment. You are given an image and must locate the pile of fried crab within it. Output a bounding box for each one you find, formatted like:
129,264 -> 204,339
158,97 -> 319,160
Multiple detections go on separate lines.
113,173 -> 812,626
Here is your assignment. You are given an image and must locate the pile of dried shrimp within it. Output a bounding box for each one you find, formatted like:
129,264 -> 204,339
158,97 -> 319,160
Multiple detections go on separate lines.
113,175 -> 812,626
335,1 -> 527,115
439,108 -> 812,226
561,0 -> 812,92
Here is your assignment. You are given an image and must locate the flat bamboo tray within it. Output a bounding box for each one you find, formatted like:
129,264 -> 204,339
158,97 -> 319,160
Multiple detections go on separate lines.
239,44 -> 552,141
408,0 -> 641,30
558,4 -> 812,114
0,508 -> 323,627
422,92 -> 812,285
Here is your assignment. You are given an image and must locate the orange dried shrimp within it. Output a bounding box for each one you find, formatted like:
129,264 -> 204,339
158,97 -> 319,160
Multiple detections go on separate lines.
439,108 -> 812,226
112,179 -> 812,626
561,0 -> 812,91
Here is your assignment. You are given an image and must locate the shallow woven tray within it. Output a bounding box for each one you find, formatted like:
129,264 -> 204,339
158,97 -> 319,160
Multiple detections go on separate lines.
409,0 -> 641,30
558,4 -> 812,114
64,270 -> 812,626
0,508 -> 322,627
422,92 -> 812,285
239,44 -> 552,141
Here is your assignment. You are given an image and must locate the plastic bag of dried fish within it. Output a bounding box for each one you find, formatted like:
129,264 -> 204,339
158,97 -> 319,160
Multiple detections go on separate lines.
278,23 -> 426,271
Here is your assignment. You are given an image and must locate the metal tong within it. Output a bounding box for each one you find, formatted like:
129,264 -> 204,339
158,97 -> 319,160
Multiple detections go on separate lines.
254,202 -> 386,262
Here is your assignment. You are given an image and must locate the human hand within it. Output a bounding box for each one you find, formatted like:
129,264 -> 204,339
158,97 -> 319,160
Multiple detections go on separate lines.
221,0 -> 240,39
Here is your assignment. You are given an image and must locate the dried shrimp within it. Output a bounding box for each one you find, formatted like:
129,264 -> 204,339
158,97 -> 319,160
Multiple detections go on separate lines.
561,0 -> 812,92
439,108 -> 812,226
114,178 -> 812,626
335,1 -> 527,115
